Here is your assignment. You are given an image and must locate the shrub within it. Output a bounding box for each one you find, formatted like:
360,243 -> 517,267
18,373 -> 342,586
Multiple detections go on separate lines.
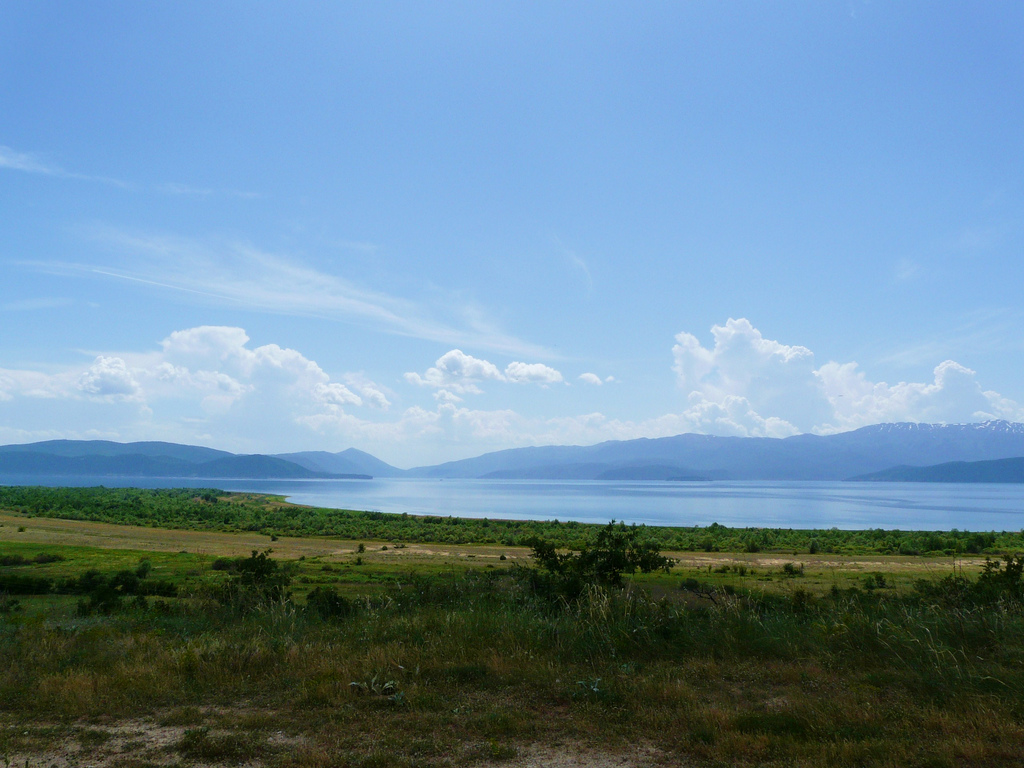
217,549 -> 292,610
864,573 -> 888,590
306,586 -> 354,620
976,554 -> 1023,601
526,521 -> 674,599
917,556 -> 1023,606
0,552 -> 64,566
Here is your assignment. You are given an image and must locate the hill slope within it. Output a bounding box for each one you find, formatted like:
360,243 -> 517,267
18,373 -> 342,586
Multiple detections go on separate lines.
274,448 -> 404,477
407,421 -> 1024,480
850,456 -> 1024,483
0,441 -> 368,479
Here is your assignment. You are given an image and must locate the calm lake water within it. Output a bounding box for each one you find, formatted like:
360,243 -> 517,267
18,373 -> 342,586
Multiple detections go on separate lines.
2,475 -> 1024,531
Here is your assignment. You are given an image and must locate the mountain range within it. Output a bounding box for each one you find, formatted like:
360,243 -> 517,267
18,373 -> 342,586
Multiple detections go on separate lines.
851,456 -> 1024,483
2,420 -> 1024,482
0,440 -> 371,479
403,420 -> 1024,481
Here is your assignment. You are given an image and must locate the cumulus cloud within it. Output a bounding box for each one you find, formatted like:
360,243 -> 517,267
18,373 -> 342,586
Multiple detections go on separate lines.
77,356 -> 141,399
671,318 -> 828,435
405,349 -> 503,394
2,315 -> 1021,467
504,362 -> 564,386
341,373 -> 391,410
815,359 -> 1023,431
669,318 -> 1024,437
438,350 -> 505,382
406,349 -> 564,393
161,325 -> 251,365
422,324 -> 1024,452
0,326 -> 398,451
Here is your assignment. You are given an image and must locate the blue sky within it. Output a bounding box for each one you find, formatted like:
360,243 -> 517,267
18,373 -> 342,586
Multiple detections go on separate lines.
2,2 -> 1023,467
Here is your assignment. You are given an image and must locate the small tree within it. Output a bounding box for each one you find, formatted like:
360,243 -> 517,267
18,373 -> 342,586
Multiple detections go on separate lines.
219,549 -> 291,610
527,521 -> 673,598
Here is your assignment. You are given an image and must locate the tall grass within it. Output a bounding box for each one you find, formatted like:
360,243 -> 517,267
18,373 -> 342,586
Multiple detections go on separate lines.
3,567 -> 1023,765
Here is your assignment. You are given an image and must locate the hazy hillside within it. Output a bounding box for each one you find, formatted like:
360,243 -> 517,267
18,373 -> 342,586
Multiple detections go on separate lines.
0,440 -> 233,463
5,421 -> 1024,482
851,456 -> 1024,483
0,441 -> 367,479
274,448 -> 404,477
407,421 -> 1024,480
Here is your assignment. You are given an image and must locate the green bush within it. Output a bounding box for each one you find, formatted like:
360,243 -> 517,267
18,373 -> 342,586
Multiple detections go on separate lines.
526,521 -> 673,599
217,549 -> 291,610
306,586 -> 354,619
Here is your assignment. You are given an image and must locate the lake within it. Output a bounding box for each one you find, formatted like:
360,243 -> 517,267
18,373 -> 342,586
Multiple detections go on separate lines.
2,475 -> 1024,531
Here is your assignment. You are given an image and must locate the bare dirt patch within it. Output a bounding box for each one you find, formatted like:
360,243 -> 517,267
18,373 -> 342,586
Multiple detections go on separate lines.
485,742 -> 677,768
1,711 -> 305,768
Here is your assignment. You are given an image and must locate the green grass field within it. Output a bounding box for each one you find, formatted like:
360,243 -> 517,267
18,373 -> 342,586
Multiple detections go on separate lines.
2,489 -> 1023,767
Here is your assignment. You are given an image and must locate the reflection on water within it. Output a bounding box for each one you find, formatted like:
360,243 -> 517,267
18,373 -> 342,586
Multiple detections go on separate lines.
2,475 -> 1023,531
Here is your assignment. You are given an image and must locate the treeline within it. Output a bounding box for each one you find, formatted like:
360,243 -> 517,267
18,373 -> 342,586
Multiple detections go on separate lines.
1,485 -> 1022,555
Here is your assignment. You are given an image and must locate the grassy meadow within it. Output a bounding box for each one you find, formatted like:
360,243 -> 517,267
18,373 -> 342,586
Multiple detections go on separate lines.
1,488 -> 1023,767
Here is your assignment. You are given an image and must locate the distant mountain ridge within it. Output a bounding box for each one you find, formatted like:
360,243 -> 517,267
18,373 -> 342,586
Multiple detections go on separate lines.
405,420 -> 1024,481
0,441 -> 372,479
3,420 -> 1024,482
274,449 -> 405,477
851,456 -> 1024,483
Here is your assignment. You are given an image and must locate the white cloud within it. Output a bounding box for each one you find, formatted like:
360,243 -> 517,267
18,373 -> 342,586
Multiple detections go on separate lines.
161,325 -> 251,364
672,318 -> 830,435
342,373 -> 392,410
0,326 -> 399,453
504,361 -> 564,386
434,389 -> 464,405
669,318 -> 1024,437
815,359 -> 1024,431
405,349 -> 503,394
2,315 -> 1021,467
438,349 -> 506,381
416,324 -> 1024,454
313,382 -> 362,407
77,356 -> 141,399
406,349 -> 564,393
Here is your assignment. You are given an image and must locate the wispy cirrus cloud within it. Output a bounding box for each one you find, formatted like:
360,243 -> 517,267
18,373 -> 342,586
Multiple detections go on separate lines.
154,182 -> 260,199
0,145 -> 59,174
1,297 -> 73,312
876,308 -> 1024,368
29,228 -> 551,358
0,144 -> 256,198
0,144 -> 130,188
